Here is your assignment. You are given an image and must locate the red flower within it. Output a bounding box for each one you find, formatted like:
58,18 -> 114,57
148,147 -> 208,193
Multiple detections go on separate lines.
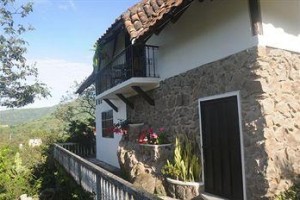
148,128 -> 154,134
138,132 -> 148,144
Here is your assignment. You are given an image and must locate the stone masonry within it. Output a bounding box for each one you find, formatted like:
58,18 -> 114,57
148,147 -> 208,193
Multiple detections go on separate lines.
127,46 -> 300,199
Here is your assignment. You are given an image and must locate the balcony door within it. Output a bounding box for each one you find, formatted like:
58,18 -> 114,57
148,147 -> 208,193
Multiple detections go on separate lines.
125,36 -> 145,78
199,93 -> 245,200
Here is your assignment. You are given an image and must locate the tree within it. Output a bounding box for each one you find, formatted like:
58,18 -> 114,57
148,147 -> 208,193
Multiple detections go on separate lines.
0,0 -> 49,108
54,81 -> 95,127
53,82 -> 96,146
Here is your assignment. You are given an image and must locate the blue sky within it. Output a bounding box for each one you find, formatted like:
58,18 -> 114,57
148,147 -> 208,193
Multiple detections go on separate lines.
21,0 -> 139,108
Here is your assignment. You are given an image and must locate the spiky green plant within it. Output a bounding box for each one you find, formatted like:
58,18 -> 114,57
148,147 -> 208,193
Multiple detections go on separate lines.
162,135 -> 201,182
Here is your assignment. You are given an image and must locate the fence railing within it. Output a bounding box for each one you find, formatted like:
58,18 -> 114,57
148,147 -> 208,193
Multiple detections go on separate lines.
96,45 -> 159,95
53,143 -> 160,200
59,142 -> 95,157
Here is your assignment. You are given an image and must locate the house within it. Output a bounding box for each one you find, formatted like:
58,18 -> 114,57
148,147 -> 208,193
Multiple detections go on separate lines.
28,138 -> 42,147
77,0 -> 300,199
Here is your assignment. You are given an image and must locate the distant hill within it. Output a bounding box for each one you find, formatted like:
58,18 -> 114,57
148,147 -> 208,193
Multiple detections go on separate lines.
0,106 -> 57,126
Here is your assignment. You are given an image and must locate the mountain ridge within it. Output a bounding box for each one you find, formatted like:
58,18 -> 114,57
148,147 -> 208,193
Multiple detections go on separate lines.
0,106 -> 57,126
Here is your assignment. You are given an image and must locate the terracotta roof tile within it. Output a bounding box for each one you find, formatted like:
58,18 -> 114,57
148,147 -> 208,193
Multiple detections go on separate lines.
122,0 -> 184,41
98,0 -> 185,44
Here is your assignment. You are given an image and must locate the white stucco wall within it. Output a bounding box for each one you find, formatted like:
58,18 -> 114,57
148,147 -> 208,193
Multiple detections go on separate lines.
96,100 -> 127,168
147,0 -> 257,80
259,1 -> 300,53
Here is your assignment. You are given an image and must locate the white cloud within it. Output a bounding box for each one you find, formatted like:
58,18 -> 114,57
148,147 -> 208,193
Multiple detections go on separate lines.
68,0 -> 76,11
24,58 -> 92,108
58,0 -> 77,11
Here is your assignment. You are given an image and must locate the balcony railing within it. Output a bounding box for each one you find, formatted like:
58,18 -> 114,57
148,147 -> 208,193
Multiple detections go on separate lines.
53,143 -> 161,200
96,45 -> 159,95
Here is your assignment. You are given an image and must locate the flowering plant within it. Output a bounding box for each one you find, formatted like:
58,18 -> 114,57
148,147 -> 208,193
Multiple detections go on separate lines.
138,127 -> 168,145
111,119 -> 129,135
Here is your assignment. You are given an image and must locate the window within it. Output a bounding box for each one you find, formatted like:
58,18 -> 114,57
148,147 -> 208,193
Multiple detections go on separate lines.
102,110 -> 114,138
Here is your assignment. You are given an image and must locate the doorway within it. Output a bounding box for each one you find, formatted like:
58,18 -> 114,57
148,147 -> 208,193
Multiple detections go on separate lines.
198,92 -> 245,199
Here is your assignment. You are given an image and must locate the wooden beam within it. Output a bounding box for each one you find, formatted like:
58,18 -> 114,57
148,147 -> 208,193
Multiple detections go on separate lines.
103,99 -> 119,112
116,93 -> 134,109
131,86 -> 155,106
249,0 -> 263,35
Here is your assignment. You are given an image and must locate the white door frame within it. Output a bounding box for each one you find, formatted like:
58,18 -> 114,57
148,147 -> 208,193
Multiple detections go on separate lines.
198,91 -> 247,200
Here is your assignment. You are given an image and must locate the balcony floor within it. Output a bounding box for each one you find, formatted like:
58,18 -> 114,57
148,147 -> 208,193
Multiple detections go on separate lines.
97,77 -> 160,100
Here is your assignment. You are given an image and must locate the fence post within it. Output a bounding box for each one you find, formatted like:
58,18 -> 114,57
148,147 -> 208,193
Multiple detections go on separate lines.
68,155 -> 71,172
78,162 -> 82,186
96,175 -> 101,200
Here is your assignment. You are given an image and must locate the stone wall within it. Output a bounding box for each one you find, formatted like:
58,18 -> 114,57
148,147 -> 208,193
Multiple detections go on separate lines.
127,46 -> 300,199
117,124 -> 172,195
255,47 -> 300,197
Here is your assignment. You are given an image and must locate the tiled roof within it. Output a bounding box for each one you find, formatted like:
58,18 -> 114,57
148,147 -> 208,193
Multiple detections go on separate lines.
79,0 -> 189,94
98,0 -> 186,44
122,0 -> 184,41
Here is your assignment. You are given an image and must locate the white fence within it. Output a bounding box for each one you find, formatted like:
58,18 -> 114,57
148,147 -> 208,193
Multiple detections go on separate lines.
53,143 -> 160,200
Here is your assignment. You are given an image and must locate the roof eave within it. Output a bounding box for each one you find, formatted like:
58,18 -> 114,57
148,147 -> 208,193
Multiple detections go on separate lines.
76,73 -> 96,94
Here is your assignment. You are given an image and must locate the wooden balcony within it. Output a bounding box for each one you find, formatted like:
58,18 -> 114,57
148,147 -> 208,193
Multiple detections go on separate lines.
53,143 -> 160,200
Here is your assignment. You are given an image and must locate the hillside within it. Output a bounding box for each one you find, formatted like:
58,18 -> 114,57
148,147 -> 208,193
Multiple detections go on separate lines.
0,106 -> 57,126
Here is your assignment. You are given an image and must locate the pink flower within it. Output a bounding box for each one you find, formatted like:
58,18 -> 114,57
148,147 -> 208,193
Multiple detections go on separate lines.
150,133 -> 158,139
159,127 -> 165,132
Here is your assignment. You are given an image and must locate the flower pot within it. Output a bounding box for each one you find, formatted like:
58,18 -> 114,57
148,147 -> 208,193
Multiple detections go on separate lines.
138,143 -> 172,147
166,177 -> 204,200
139,143 -> 173,161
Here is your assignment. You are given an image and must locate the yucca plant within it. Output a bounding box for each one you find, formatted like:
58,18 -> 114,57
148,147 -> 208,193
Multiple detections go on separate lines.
162,135 -> 201,182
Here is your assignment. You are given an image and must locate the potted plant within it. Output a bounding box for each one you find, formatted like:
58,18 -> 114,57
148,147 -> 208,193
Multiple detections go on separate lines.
138,127 -> 170,146
161,135 -> 203,199
136,127 -> 172,161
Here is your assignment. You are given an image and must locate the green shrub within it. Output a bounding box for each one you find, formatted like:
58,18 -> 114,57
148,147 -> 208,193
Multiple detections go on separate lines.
0,137 -> 93,199
30,148 -> 93,200
66,118 -> 95,148
162,135 -> 201,182
275,183 -> 300,200
0,147 -> 31,199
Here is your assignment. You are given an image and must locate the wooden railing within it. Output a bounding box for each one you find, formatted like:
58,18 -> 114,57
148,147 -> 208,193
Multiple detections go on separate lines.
53,143 -> 160,200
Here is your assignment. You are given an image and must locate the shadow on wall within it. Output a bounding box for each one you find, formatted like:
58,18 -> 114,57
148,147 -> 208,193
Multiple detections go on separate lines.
261,1 -> 300,36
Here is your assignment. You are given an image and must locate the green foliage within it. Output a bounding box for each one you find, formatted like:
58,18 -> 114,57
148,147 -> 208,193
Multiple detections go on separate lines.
0,113 -> 64,148
0,147 -> 31,199
93,42 -> 109,71
67,118 -> 95,147
275,183 -> 300,200
0,0 -> 50,108
0,116 -> 93,199
53,82 -> 95,128
53,82 -> 96,146
162,135 -> 202,182
30,148 -> 93,200
0,106 -> 56,126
